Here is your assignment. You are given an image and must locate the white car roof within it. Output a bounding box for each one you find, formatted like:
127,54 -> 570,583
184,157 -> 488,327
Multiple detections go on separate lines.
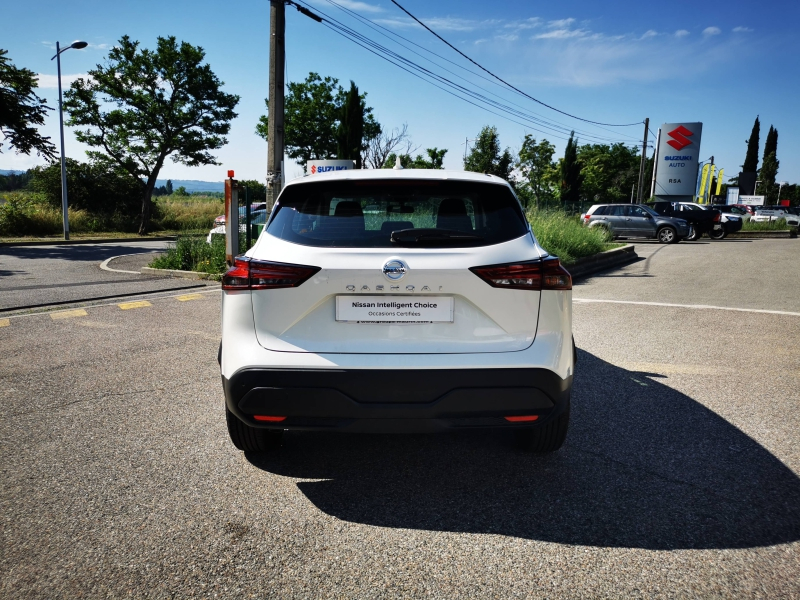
284,169 -> 511,188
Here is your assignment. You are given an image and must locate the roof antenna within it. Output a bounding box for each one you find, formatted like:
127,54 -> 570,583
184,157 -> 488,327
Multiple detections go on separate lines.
393,155 -> 404,170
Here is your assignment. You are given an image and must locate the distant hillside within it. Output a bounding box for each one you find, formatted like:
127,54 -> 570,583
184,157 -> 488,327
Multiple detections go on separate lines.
0,170 -> 26,176
156,179 -> 224,193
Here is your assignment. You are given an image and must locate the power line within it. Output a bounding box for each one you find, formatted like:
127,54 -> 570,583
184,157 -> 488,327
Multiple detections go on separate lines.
291,0 -> 639,145
317,0 -> 639,143
388,0 -> 643,128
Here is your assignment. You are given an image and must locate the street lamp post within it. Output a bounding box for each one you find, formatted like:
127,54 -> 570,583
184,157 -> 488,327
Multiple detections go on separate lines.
51,40 -> 88,240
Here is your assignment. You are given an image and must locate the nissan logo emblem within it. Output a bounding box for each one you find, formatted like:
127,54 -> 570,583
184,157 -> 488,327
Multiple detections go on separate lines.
382,259 -> 407,281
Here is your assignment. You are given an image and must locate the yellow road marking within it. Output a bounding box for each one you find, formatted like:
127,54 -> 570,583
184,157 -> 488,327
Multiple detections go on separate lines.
118,300 -> 152,310
177,293 -> 204,302
0,319 -> 9,327
50,309 -> 88,320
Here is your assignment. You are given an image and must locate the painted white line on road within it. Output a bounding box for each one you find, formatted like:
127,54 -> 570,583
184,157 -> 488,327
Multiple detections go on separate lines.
574,298 -> 800,317
99,255 -> 143,274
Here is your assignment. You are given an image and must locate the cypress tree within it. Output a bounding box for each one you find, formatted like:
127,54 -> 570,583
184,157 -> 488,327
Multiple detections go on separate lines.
763,125 -> 778,161
742,116 -> 760,172
560,131 -> 582,205
336,81 -> 364,168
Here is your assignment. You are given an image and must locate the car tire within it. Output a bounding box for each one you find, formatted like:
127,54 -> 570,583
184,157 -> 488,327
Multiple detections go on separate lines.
709,226 -> 726,240
226,407 -> 283,452
514,400 -> 570,452
685,226 -> 701,241
657,226 -> 677,244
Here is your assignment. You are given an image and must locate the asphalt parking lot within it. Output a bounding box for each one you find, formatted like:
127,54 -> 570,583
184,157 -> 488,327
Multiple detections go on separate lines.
1,239 -> 798,598
0,240 -> 212,311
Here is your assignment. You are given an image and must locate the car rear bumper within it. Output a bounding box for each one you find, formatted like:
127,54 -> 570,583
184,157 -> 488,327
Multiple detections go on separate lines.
723,220 -> 743,233
223,367 -> 572,433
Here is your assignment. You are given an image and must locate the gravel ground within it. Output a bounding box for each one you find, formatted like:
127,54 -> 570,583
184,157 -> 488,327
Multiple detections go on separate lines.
1,241 -> 798,598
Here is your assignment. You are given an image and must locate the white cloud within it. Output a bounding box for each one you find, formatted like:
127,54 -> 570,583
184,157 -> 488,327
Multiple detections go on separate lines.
495,33 -> 519,42
675,29 -> 690,38
703,26 -> 721,36
375,15 -> 498,32
535,28 -> 589,40
505,17 -> 541,30
36,73 -> 88,89
547,18 -> 575,29
732,26 -> 753,33
640,29 -> 658,40
308,0 -> 382,13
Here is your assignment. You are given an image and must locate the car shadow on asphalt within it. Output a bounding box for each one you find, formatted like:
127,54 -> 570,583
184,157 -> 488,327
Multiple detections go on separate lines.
245,350 -> 800,551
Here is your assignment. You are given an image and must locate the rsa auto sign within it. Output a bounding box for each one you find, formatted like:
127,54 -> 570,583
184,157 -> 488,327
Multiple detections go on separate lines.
308,159 -> 354,174
654,122 -> 703,197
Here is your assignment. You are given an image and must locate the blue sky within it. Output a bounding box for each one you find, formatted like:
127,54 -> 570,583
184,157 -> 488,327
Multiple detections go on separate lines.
3,0 -> 799,186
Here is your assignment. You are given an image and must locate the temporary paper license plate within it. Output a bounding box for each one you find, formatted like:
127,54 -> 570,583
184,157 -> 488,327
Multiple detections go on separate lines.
336,296 -> 453,323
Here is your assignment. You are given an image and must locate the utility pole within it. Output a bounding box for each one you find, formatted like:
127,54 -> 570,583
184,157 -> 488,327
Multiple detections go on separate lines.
650,127 -> 660,199
267,0 -> 286,212
636,117 -> 649,203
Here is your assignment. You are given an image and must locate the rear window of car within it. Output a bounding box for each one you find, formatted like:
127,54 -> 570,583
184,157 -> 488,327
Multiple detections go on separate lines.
266,179 -> 528,248
589,205 -> 607,215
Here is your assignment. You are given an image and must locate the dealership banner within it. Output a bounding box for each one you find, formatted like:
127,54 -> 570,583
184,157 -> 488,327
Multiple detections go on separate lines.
307,159 -> 354,174
654,122 -> 703,197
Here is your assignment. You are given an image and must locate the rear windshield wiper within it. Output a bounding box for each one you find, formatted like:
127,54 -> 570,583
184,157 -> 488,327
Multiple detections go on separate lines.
390,228 -> 484,245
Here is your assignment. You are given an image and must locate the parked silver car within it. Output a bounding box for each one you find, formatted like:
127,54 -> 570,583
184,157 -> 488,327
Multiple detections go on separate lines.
581,203 -> 689,243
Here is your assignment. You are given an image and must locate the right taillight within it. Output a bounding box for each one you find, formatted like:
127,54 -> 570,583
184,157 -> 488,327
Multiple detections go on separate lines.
470,257 -> 572,291
222,258 -> 320,291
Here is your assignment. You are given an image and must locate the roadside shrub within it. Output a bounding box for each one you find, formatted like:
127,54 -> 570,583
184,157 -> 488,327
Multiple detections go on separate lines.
150,235 -> 228,274
742,218 -> 794,231
526,208 -> 614,265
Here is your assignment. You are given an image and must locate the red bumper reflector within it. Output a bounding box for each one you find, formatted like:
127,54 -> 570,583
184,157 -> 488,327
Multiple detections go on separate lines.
504,415 -> 539,422
253,415 -> 287,422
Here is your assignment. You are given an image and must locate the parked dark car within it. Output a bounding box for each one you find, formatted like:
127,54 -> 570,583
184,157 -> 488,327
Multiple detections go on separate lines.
647,201 -> 723,240
581,203 -> 689,243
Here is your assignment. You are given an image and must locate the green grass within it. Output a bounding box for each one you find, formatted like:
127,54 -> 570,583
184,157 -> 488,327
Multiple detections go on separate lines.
149,235 -> 229,275
526,208 -> 619,265
742,218 -> 796,231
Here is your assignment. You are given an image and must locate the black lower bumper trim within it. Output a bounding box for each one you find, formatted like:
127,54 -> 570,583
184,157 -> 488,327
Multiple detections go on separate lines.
223,368 -> 572,433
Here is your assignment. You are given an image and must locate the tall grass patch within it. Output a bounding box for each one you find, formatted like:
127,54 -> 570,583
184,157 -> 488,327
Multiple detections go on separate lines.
153,195 -> 223,231
526,208 -> 615,265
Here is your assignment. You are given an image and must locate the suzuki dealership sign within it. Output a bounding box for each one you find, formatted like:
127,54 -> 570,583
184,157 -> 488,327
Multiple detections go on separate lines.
654,122 -> 703,197
308,159 -> 354,174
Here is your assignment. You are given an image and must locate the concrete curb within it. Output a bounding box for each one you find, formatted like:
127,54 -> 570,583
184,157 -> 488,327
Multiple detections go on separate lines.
141,266 -> 215,280
0,236 -> 177,247
567,244 -> 638,280
726,230 -> 797,239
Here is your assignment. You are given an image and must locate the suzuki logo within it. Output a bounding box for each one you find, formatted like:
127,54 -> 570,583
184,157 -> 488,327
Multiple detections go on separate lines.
667,126 -> 693,151
311,165 -> 317,174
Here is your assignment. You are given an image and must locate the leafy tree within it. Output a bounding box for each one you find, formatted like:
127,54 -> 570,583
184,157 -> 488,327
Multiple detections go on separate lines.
336,81 -> 364,168
29,158 -> 141,217
516,135 -> 557,208
742,116 -> 760,173
382,147 -> 447,169
577,142 -> 640,204
175,186 -> 189,196
0,169 -> 33,191
256,72 -> 379,170
0,49 -> 56,160
238,179 -> 267,202
63,36 -> 240,234
463,126 -> 513,181
166,179 -> 173,195
559,131 -> 582,206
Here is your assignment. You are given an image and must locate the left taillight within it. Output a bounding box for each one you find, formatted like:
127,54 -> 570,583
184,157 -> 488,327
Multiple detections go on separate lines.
470,257 -> 572,291
222,258 -> 320,291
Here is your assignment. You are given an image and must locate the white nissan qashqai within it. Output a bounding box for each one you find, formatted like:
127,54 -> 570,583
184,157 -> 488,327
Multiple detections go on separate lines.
220,169 -> 575,453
